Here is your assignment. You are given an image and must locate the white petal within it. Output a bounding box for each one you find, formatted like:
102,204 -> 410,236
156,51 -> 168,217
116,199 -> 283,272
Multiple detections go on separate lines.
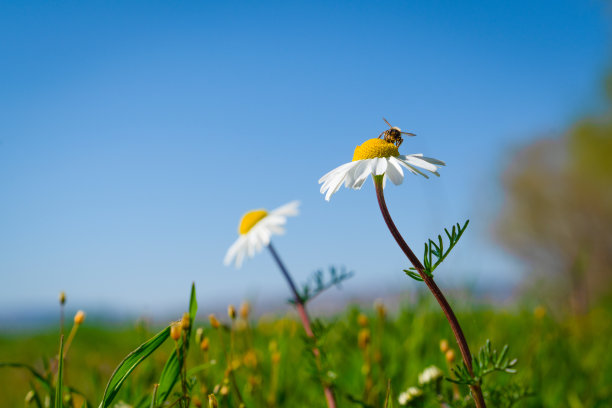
320,162 -> 358,200
271,200 -> 300,217
397,159 -> 430,178
373,157 -> 388,176
318,161 -> 355,185
400,154 -> 440,173
386,157 -> 405,185
344,159 -> 368,188
352,159 -> 375,190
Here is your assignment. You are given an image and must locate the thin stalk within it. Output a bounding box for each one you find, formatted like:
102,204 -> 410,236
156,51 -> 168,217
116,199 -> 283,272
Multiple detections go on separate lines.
267,243 -> 337,408
373,176 -> 487,408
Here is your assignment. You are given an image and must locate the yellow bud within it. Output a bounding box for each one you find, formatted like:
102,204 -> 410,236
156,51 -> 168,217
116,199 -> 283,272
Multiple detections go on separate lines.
220,385 -> 229,396
239,302 -> 250,319
534,306 -> 547,320
357,313 -> 369,327
180,312 -> 191,330
374,299 -> 386,319
195,328 -> 204,344
59,292 -> 66,306
25,390 -> 35,404
271,351 -> 281,365
208,394 -> 218,408
243,350 -> 257,368
74,310 -> 86,325
228,305 -> 236,320
358,328 -> 371,350
200,337 -> 210,352
191,395 -> 202,408
445,349 -> 456,363
440,339 -> 449,353
209,314 -> 220,329
170,324 -> 182,341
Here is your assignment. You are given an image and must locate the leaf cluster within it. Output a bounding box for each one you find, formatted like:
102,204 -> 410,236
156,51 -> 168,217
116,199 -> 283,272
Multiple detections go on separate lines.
448,340 -> 517,386
405,220 -> 469,281
293,266 -> 354,304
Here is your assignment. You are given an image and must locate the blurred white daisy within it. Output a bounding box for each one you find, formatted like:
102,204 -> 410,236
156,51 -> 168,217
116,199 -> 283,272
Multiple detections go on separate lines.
398,387 -> 423,405
319,138 -> 445,201
418,365 -> 443,385
224,201 -> 300,268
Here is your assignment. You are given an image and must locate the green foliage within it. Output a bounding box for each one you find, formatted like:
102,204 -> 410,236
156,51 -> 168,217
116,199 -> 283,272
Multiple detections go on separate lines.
294,266 -> 354,304
99,326 -> 170,408
155,282 -> 197,406
405,220 -> 469,280
55,336 -> 64,408
448,340 -> 517,386
3,292 -> 612,407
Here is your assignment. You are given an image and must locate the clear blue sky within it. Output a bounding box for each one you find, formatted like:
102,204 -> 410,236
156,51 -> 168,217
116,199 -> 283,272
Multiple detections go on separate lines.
1,0 -> 610,321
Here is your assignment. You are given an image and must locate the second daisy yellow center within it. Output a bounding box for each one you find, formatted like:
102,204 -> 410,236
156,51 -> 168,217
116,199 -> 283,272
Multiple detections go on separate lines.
352,138 -> 400,161
239,209 -> 268,234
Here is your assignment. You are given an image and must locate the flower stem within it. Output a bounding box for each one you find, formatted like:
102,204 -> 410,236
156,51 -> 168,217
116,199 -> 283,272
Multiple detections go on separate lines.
373,176 -> 487,408
267,243 -> 337,408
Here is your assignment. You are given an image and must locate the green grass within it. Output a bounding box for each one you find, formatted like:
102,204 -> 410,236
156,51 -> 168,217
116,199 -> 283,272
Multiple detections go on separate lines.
1,293 -> 611,407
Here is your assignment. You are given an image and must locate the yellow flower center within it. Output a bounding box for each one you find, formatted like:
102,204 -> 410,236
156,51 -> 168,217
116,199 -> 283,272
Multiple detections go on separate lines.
238,209 -> 268,234
352,138 -> 399,161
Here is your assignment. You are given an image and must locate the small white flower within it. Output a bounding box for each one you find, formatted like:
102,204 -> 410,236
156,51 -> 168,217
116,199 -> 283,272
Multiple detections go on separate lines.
418,365 -> 443,385
398,387 -> 423,405
319,138 -> 445,201
224,201 -> 299,268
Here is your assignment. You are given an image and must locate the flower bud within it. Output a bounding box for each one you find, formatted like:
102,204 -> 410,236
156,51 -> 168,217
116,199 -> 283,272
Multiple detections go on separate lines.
59,292 -> 66,306
239,302 -> 250,319
374,299 -> 386,319
200,337 -> 210,352
180,312 -> 191,330
170,324 -> 182,341
228,305 -> 236,320
195,328 -> 204,345
439,339 -> 449,353
25,390 -> 35,404
209,314 -> 220,329
445,349 -> 456,364
358,328 -> 371,350
191,395 -> 202,408
208,394 -> 218,408
74,310 -> 86,325
534,305 -> 546,320
357,313 -> 369,327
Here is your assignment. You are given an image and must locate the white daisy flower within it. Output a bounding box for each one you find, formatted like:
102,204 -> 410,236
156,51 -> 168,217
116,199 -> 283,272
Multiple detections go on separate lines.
319,138 -> 445,201
418,365 -> 443,385
224,201 -> 300,268
398,387 -> 423,405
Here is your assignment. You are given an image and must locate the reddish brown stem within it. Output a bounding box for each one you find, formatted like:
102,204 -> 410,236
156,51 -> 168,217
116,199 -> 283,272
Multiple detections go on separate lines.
373,177 -> 486,408
267,243 -> 337,408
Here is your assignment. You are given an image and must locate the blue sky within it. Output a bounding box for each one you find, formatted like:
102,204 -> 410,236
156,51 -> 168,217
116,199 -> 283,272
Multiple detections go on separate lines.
1,0 -> 610,321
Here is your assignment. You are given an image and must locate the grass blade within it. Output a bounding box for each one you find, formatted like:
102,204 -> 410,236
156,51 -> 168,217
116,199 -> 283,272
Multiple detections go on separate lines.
55,335 -> 64,408
99,326 -> 171,408
155,283 -> 198,405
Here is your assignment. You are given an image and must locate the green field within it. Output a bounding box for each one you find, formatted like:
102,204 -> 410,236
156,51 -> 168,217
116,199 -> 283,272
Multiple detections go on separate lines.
1,290 -> 611,408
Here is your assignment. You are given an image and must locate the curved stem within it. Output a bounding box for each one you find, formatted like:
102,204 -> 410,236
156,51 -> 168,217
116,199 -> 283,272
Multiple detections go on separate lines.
267,243 -> 337,408
373,177 -> 487,408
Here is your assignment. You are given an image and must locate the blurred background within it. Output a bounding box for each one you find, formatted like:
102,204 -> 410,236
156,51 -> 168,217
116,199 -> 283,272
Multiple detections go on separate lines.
1,0 -> 611,325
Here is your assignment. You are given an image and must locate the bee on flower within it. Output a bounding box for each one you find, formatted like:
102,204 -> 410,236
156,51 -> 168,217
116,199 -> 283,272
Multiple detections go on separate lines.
318,124 -> 445,201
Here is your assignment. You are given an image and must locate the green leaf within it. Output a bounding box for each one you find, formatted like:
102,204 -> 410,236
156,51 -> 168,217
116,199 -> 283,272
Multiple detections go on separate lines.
99,326 -> 171,408
155,283 -> 198,405
55,336 -> 64,408
403,269 -> 424,282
